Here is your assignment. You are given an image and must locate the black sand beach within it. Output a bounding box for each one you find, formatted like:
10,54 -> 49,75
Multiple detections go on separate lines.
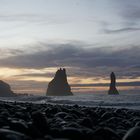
0,101 -> 139,140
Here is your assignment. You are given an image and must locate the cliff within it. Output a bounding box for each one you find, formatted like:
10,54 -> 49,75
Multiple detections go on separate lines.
0,80 -> 15,97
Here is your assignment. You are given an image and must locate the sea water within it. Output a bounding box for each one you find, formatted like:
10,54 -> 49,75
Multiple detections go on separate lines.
0,92 -> 140,110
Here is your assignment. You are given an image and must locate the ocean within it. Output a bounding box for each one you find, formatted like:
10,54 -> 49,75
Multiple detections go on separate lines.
0,92 -> 140,110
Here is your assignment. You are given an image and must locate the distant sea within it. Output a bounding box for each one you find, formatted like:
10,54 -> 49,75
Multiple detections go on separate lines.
0,92 -> 140,110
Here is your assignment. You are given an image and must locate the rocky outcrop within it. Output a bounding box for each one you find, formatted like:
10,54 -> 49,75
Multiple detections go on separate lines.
108,72 -> 119,95
0,80 -> 15,97
46,68 -> 73,96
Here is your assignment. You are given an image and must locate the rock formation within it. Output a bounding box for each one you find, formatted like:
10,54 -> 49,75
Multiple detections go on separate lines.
0,80 -> 15,97
108,72 -> 119,95
46,68 -> 73,96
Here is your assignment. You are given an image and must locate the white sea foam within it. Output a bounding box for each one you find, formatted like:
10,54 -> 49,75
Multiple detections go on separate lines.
0,92 -> 140,110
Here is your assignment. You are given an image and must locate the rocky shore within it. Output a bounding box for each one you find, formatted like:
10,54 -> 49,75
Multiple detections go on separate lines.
0,101 -> 139,140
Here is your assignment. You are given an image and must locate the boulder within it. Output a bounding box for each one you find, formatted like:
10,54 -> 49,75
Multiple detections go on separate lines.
123,127 -> 140,140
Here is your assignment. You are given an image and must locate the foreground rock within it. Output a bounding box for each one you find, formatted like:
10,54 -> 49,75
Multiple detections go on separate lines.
108,72 -> 119,95
0,129 -> 31,140
0,101 -> 139,139
0,80 -> 15,97
46,68 -> 73,96
123,127 -> 140,140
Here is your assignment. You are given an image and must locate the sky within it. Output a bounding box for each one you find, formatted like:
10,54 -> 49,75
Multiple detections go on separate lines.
0,0 -> 139,95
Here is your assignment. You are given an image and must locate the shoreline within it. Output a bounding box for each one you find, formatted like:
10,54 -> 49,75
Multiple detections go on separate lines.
0,96 -> 140,111
0,101 -> 139,139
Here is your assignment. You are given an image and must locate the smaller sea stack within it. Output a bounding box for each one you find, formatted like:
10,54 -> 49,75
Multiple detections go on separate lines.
0,80 -> 15,97
46,68 -> 73,96
108,72 -> 119,95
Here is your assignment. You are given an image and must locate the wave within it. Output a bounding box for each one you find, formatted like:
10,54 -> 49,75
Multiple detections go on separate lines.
0,93 -> 140,110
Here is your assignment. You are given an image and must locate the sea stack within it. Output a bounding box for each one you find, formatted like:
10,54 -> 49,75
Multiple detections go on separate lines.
46,68 -> 73,96
0,80 -> 15,97
108,72 -> 119,95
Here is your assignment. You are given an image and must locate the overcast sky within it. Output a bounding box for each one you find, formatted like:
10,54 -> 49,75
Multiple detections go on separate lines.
0,0 -> 139,94
1,0 -> 140,48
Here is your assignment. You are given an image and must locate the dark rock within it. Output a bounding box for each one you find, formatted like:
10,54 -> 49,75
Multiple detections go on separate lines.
69,109 -> 84,118
81,128 -> 94,140
121,119 -> 132,129
46,68 -> 73,96
55,112 -> 68,118
44,135 -> 54,140
9,120 -> 28,134
93,127 -> 121,140
0,128 -> 31,140
0,110 -> 10,117
100,112 -> 113,120
99,117 -> 123,129
0,80 -> 15,97
105,117 -> 122,124
14,111 -> 29,120
50,117 -> 64,128
0,100 -> 139,140
45,106 -> 61,118
132,118 -> 140,124
27,122 -> 43,138
54,139 -> 70,140
123,127 -> 140,140
65,122 -> 81,128
117,129 -> 127,138
31,111 -> 49,134
64,115 -> 75,121
49,128 -> 61,138
135,121 -> 140,127
79,117 -> 93,128
60,127 -> 83,140
108,72 -> 119,95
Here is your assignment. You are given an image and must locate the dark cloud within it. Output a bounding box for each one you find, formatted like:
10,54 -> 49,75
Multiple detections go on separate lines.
117,0 -> 140,21
101,0 -> 140,34
72,81 -> 140,87
0,42 -> 140,78
114,0 -> 140,27
103,27 -> 140,34
0,48 -> 25,58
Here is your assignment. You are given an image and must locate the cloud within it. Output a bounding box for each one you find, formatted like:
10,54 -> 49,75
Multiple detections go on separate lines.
0,14 -> 69,25
100,1 -> 140,34
117,0 -> 140,21
0,41 -> 140,79
72,81 -> 140,87
15,73 -> 53,78
103,27 -> 140,34
114,0 -> 140,27
0,48 -> 25,58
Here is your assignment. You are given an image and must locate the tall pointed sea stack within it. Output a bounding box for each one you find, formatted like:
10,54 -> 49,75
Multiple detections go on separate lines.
46,68 -> 73,96
108,72 -> 119,95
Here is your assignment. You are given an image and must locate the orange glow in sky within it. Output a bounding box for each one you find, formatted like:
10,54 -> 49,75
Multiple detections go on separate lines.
0,67 -> 139,95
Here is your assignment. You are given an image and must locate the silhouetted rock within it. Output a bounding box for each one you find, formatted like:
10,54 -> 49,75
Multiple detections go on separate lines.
46,68 -> 73,96
108,72 -> 119,95
0,80 -> 15,97
123,127 -> 140,140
